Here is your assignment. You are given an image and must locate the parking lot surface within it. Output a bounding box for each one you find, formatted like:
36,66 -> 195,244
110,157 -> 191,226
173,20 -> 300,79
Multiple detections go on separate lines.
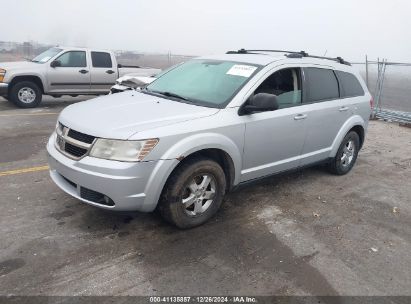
0,96 -> 410,296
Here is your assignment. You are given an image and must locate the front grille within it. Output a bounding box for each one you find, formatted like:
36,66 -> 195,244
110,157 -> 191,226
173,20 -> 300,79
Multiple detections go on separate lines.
64,142 -> 87,158
80,187 -> 114,206
56,123 -> 96,159
68,129 -> 95,144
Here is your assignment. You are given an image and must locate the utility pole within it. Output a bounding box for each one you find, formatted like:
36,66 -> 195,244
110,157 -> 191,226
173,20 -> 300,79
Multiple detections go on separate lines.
365,55 -> 369,89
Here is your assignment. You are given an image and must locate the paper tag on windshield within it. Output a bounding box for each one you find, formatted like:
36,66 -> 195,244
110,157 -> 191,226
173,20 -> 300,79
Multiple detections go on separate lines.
226,65 -> 257,78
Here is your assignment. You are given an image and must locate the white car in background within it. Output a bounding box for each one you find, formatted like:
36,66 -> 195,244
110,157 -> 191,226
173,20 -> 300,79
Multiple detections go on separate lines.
110,74 -> 157,94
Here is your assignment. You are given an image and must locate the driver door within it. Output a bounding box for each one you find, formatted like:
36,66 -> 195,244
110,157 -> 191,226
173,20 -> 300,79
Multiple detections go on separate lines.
47,50 -> 91,93
240,67 -> 308,182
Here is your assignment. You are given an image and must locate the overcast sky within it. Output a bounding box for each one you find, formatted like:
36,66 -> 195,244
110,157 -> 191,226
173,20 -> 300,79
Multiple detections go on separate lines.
2,0 -> 410,61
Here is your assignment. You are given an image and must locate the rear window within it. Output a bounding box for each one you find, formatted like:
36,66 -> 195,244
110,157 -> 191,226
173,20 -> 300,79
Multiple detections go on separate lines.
304,68 -> 339,102
91,52 -> 112,68
336,71 -> 364,97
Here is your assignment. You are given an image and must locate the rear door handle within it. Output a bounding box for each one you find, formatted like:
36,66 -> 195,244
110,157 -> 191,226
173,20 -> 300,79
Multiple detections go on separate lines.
79,69 -> 89,74
294,114 -> 307,120
106,70 -> 115,74
339,106 -> 349,112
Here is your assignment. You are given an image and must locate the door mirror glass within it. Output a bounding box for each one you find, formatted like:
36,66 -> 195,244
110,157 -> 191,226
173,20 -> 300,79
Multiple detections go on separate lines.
242,93 -> 279,115
50,60 -> 61,68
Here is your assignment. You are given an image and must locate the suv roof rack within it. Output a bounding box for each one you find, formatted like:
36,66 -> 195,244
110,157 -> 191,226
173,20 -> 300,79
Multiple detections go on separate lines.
226,49 -> 351,66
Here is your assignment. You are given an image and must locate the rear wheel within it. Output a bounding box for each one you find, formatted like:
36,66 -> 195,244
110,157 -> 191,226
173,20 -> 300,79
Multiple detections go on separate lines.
10,81 -> 42,108
328,131 -> 360,175
158,157 -> 226,229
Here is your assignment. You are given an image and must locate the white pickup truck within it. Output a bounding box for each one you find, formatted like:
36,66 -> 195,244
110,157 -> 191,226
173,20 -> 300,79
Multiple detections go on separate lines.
0,46 -> 161,108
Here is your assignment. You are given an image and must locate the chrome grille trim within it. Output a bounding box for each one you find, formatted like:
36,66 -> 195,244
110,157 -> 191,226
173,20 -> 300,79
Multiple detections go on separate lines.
55,124 -> 96,160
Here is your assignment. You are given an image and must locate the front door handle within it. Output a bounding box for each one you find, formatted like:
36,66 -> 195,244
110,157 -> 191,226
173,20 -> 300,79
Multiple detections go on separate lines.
79,69 -> 89,74
106,70 -> 115,74
294,114 -> 307,120
339,106 -> 349,112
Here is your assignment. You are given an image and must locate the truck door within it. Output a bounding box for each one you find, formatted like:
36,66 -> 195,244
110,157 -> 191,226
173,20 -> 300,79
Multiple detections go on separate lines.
89,51 -> 118,93
47,50 -> 90,93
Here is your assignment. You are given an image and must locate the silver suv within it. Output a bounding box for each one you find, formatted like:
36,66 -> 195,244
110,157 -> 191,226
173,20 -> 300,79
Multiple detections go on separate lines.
47,49 -> 372,228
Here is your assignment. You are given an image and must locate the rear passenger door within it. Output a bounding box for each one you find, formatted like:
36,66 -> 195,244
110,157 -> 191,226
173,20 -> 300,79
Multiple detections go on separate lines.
89,51 -> 118,92
299,67 -> 352,165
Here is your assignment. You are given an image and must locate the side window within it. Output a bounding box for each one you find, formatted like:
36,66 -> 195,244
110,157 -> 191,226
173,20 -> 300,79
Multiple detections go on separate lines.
303,68 -> 339,103
91,52 -> 112,68
254,68 -> 302,109
56,51 -> 86,67
336,71 -> 364,97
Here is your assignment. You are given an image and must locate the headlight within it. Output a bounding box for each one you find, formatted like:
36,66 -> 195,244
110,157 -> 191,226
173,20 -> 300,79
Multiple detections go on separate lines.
0,69 -> 5,82
55,121 -> 63,133
89,138 -> 158,162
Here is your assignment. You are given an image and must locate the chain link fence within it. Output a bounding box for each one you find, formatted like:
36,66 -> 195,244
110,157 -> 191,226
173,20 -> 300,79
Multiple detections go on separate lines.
353,59 -> 411,123
115,51 -> 193,69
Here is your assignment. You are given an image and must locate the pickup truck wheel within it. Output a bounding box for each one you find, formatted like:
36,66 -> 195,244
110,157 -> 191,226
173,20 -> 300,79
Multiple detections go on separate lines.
10,81 -> 42,108
159,157 -> 226,229
328,131 -> 360,175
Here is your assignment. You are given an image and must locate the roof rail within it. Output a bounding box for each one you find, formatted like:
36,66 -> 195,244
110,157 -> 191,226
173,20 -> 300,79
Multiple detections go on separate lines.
225,49 -> 351,66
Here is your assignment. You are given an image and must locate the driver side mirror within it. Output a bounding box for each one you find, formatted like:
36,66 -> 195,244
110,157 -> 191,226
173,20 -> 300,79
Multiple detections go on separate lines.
50,60 -> 61,68
240,93 -> 279,115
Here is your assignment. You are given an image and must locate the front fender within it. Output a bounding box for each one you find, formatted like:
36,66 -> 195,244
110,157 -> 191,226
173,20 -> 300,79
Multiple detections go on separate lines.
160,132 -> 243,184
142,133 -> 243,211
330,115 -> 366,157
8,72 -> 47,90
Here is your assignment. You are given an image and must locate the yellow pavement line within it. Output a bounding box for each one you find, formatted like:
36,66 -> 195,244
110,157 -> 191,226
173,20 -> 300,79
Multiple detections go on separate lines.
0,165 -> 49,177
0,112 -> 58,117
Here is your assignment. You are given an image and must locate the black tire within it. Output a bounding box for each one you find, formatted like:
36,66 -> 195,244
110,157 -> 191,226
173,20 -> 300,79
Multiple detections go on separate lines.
158,157 -> 227,229
9,81 -> 42,108
328,131 -> 360,175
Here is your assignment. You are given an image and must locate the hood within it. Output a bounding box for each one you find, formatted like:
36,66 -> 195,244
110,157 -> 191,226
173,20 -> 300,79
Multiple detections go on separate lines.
59,91 -> 219,140
0,61 -> 42,70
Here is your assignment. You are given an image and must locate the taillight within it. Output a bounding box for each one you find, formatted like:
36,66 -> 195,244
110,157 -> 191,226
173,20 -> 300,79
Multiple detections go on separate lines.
370,97 -> 374,109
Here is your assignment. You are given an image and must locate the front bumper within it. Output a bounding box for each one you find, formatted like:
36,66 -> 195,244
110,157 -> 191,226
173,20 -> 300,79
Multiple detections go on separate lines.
0,83 -> 8,96
46,133 -> 178,212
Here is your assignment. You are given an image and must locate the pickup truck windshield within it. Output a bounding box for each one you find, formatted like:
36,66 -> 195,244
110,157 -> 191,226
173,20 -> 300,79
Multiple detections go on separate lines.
146,60 -> 261,108
32,47 -> 62,63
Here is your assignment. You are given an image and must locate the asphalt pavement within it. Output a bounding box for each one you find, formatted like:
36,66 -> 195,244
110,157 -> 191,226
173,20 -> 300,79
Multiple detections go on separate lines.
0,96 -> 410,296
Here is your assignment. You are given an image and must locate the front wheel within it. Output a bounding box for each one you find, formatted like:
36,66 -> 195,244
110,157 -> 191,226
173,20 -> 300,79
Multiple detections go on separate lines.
328,131 -> 360,175
10,81 -> 42,108
158,157 -> 226,229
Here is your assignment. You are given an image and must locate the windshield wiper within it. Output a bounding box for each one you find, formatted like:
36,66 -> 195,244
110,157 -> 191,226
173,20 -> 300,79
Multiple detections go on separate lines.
152,90 -> 191,101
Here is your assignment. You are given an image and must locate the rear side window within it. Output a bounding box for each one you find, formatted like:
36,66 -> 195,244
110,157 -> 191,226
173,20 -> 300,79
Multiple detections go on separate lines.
304,68 -> 339,102
336,71 -> 364,97
91,52 -> 112,68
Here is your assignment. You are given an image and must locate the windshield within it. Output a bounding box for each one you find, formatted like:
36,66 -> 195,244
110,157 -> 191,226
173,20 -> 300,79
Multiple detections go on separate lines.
145,59 -> 261,108
32,47 -> 62,63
